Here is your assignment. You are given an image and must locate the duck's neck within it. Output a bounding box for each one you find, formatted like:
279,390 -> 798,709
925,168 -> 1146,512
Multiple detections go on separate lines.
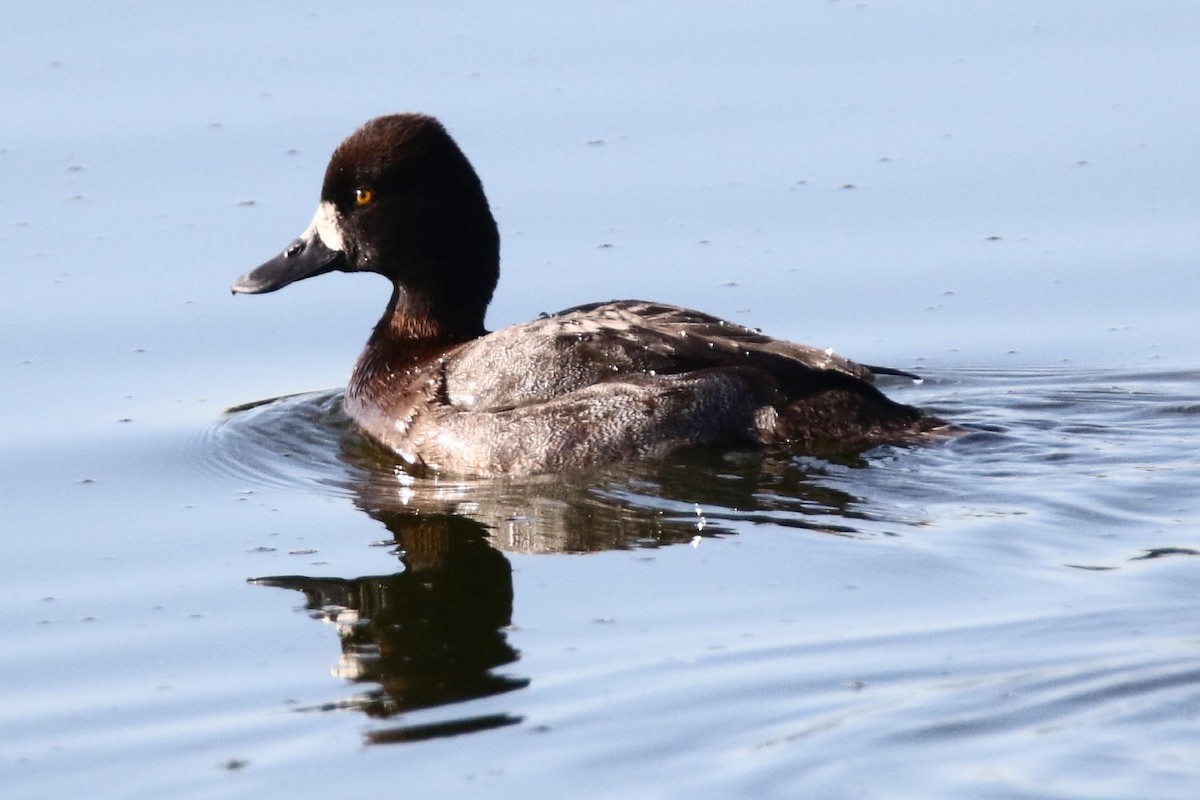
384,283 -> 487,342
347,284 -> 486,401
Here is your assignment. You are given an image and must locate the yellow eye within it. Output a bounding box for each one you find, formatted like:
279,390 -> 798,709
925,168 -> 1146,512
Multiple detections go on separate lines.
354,187 -> 374,206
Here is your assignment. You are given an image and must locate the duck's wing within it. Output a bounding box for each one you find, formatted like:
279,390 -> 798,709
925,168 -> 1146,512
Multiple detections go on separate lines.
442,300 -> 896,412
556,300 -> 878,379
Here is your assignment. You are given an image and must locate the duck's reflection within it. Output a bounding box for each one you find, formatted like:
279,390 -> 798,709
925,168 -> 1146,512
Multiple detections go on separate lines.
252,510 -> 526,741
247,406 -> 880,744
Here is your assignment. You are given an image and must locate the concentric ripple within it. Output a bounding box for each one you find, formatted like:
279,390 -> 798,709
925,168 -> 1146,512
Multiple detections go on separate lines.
194,368 -> 1200,559
196,389 -> 375,498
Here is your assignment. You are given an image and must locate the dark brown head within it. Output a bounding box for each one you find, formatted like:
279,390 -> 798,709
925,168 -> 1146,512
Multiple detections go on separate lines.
232,114 -> 500,337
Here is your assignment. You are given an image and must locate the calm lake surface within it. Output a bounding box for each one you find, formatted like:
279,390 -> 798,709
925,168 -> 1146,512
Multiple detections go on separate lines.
4,3 -> 1199,798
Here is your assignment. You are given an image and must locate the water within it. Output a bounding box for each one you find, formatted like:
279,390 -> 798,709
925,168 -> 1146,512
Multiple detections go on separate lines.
7,370 -> 1198,798
4,2 -> 1200,798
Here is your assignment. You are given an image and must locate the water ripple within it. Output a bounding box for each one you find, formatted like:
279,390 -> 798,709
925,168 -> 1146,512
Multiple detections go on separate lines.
196,368 -> 1200,566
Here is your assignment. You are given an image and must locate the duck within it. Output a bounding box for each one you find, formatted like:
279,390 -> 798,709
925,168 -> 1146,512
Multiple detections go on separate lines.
232,113 -> 948,475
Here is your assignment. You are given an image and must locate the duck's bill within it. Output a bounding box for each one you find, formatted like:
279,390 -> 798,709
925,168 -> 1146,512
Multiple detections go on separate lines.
231,203 -> 348,295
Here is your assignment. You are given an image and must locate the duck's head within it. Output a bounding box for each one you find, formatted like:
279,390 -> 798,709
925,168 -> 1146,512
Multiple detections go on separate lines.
232,113 -> 500,337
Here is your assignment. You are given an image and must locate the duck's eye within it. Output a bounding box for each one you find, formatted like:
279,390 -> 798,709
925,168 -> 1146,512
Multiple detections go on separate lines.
354,187 -> 374,206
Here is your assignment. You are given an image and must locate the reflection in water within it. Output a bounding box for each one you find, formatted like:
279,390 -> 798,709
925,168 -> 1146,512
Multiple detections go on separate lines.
219,389 -> 901,743
253,510 -> 527,742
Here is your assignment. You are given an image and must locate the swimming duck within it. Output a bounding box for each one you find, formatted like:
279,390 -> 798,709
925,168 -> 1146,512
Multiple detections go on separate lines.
232,113 -> 946,475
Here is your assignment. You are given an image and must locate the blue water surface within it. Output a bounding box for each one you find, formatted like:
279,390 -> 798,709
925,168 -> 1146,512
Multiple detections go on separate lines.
2,3 -> 1198,798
